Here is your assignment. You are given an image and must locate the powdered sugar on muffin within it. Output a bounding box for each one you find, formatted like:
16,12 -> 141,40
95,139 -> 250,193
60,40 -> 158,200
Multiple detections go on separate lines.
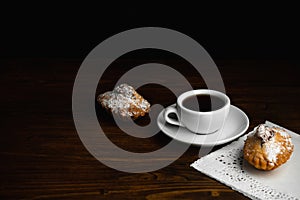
243,124 -> 294,170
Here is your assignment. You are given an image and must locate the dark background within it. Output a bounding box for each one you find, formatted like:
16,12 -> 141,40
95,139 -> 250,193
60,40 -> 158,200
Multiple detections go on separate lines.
0,3 -> 299,60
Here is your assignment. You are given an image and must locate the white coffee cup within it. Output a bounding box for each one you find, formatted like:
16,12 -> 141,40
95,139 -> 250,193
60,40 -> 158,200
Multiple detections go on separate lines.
164,89 -> 230,134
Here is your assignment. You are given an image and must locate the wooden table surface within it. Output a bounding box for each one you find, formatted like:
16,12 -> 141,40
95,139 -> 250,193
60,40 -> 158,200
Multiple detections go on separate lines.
1,58 -> 300,199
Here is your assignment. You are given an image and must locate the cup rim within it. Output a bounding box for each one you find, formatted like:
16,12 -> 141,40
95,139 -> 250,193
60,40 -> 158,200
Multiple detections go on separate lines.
177,89 -> 230,114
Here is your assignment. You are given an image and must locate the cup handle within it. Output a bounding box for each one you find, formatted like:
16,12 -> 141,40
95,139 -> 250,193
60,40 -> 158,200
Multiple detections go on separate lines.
164,105 -> 185,127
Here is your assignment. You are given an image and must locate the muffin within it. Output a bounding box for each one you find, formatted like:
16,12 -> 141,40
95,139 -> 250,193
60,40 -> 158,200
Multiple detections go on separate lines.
243,124 -> 294,170
98,83 -> 150,119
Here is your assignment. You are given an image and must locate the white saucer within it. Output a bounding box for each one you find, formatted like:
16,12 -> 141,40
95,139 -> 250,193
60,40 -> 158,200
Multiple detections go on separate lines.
157,104 -> 249,146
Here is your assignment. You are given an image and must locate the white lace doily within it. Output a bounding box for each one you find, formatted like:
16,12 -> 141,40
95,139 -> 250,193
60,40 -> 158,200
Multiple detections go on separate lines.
191,121 -> 300,200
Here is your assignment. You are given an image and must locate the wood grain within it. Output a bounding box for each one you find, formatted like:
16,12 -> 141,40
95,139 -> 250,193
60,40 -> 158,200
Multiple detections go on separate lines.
0,58 -> 299,199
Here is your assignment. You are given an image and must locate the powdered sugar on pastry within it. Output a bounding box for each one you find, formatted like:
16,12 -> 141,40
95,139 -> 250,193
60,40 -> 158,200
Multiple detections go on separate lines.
98,84 -> 150,118
264,137 -> 281,162
256,124 -> 274,143
256,124 -> 293,163
273,127 -> 290,138
244,123 -> 294,170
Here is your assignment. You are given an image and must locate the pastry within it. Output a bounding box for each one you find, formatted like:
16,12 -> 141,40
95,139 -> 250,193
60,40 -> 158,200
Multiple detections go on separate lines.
243,124 -> 294,170
98,83 -> 150,119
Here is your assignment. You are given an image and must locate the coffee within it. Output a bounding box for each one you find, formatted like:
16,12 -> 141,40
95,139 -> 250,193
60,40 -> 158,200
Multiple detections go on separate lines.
182,94 -> 225,112
164,89 -> 230,133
